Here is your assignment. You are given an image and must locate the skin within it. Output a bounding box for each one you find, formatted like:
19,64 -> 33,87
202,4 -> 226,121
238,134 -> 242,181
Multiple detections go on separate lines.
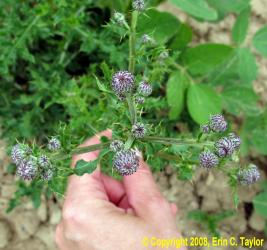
55,130 -> 187,250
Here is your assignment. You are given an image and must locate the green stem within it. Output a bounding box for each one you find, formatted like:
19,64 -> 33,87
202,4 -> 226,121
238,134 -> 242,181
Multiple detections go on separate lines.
126,94 -> 137,124
52,142 -> 110,161
156,152 -> 199,165
142,136 -> 213,147
128,10 -> 138,73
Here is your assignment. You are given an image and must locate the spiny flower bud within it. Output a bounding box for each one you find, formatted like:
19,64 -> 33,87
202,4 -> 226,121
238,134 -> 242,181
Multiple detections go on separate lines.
135,96 -> 145,104
47,137 -> 61,151
209,114 -> 227,133
38,155 -> 51,168
238,164 -> 260,185
111,71 -> 135,94
199,151 -> 219,169
201,124 -> 210,134
110,140 -> 124,152
113,149 -> 139,176
132,0 -> 145,11
228,133 -> 241,150
159,51 -> 169,60
142,34 -> 153,44
116,93 -> 126,101
16,158 -> 38,181
215,137 -> 235,158
11,144 -> 26,165
138,81 -> 152,97
40,168 -> 54,181
113,11 -> 125,26
132,122 -> 146,138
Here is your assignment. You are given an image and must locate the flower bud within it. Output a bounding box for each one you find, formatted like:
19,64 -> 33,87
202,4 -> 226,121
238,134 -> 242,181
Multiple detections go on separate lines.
132,122 -> 146,138
38,155 -> 51,168
111,71 -> 135,95
138,81 -> 152,97
215,137 -> 235,157
110,140 -> 124,152
209,114 -> 227,132
132,0 -> 145,11
142,34 -> 153,44
238,164 -> 260,185
135,96 -> 145,104
16,157 -> 38,181
47,137 -> 61,151
113,149 -> 139,176
113,11 -> 125,26
199,151 -> 219,169
201,124 -> 210,134
40,168 -> 54,181
228,132 -> 241,150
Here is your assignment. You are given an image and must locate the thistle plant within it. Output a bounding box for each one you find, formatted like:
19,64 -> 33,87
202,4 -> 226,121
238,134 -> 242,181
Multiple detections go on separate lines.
8,1 -> 262,211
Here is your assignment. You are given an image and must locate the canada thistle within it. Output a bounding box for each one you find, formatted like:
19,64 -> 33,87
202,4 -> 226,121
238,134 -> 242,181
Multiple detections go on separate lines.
113,150 -> 139,176
17,157 -> 38,181
38,155 -> 51,168
132,0 -> 145,11
138,81 -> 152,97
201,124 -> 210,134
110,140 -> 124,152
113,11 -> 125,26
47,137 -> 61,151
199,151 -> 219,169
11,144 -> 27,165
228,133 -> 241,150
135,96 -> 145,104
132,122 -> 146,138
40,168 -> 54,181
215,137 -> 235,158
209,114 -> 228,133
238,164 -> 260,185
111,71 -> 135,95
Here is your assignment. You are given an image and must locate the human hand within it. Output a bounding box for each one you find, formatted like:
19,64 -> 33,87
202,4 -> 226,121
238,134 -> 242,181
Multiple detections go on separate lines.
55,130 -> 186,250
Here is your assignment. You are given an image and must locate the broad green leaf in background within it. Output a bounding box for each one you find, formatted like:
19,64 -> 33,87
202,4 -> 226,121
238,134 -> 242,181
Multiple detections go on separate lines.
74,159 -> 98,176
207,0 -> 250,19
222,86 -> 260,116
237,48 -> 258,85
253,191 -> 267,219
170,0 -> 217,21
187,84 -> 222,124
169,23 -> 192,51
232,6 -> 250,45
166,70 -> 190,120
137,9 -> 180,44
253,25 -> 267,58
182,44 -> 234,76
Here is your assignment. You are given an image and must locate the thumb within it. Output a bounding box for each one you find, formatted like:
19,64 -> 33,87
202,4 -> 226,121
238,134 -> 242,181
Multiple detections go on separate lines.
123,158 -> 174,223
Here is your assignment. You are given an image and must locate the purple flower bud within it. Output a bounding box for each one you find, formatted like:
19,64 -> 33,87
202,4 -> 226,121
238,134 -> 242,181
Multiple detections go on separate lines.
209,114 -> 228,132
40,168 -> 54,181
113,150 -> 139,176
142,34 -> 153,44
199,151 -> 219,169
201,124 -> 210,134
135,96 -> 145,104
138,81 -> 152,97
11,144 -> 26,165
116,93 -> 126,101
159,51 -> 169,60
16,158 -> 38,181
111,71 -> 135,95
215,137 -> 235,157
47,137 -> 61,151
132,0 -> 145,11
110,140 -> 124,152
228,133 -> 241,150
132,122 -> 146,138
38,155 -> 51,168
238,164 -> 260,185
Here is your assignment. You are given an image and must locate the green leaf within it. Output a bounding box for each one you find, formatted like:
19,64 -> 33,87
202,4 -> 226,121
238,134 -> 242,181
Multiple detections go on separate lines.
137,9 -> 180,44
170,23 -> 192,50
170,0 -> 218,21
253,191 -> 267,219
232,6 -> 250,44
74,159 -> 98,176
222,86 -> 259,116
187,84 -> 222,124
166,70 -> 190,120
182,44 -> 234,76
237,48 -> 258,85
253,25 -> 267,57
